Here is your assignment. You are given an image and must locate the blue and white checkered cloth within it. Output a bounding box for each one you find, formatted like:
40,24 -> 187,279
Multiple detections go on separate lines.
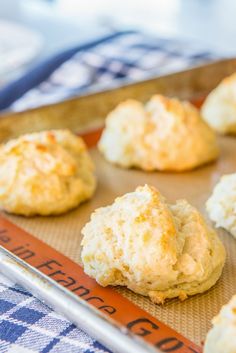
0,273 -> 110,353
0,31 -> 221,352
0,31 -> 219,112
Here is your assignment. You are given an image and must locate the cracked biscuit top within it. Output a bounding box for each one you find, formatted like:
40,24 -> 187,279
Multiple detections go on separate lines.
0,130 -> 96,216
99,95 -> 219,171
81,184 -> 225,304
201,72 -> 236,134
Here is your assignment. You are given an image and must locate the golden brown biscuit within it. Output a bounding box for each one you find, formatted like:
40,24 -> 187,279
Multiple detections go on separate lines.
204,295 -> 236,353
201,73 -> 236,134
81,185 -> 225,303
206,173 -> 236,238
98,95 -> 219,171
0,130 -> 96,216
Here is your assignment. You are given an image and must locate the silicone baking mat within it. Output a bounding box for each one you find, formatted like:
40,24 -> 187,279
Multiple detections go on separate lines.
3,130 -> 236,347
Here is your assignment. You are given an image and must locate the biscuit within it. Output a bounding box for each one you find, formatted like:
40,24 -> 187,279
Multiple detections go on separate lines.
0,130 -> 96,216
204,295 -> 236,353
206,173 -> 236,238
201,73 -> 236,134
81,185 -> 225,303
98,95 -> 219,171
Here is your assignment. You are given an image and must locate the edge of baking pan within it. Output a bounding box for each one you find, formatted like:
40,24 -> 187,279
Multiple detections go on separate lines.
0,58 -> 236,142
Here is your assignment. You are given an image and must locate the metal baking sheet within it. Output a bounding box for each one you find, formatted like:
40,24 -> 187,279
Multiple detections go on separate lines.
0,58 -> 236,346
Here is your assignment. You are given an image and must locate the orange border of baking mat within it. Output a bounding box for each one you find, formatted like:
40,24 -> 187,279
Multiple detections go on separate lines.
0,216 -> 201,353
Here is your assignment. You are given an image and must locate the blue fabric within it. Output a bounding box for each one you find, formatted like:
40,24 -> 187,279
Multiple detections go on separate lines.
0,31 -> 219,112
0,274 -> 110,353
0,31 -> 133,111
0,31 -> 221,352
